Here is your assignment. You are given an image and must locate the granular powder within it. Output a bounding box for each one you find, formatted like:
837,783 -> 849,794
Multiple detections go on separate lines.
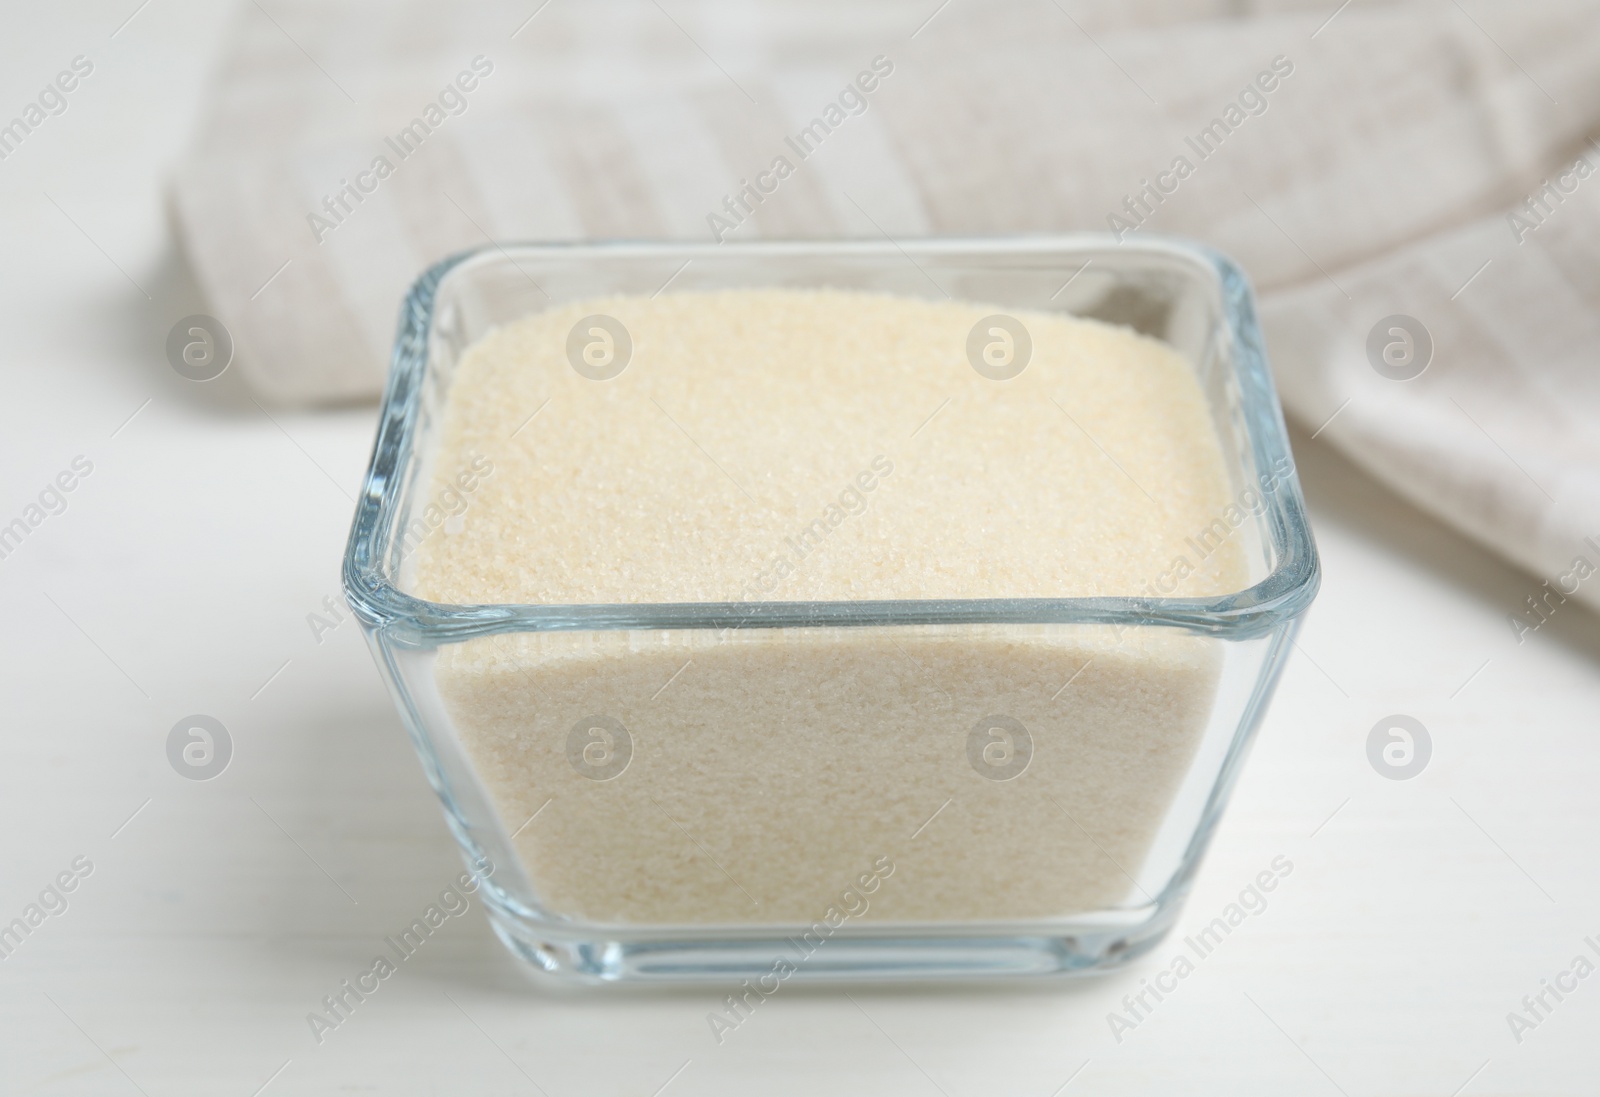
410,289 -> 1247,925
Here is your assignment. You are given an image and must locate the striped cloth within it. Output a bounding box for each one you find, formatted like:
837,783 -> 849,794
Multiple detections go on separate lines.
171,0 -> 1600,613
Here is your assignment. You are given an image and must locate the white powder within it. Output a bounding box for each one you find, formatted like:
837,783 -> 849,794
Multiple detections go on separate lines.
411,289 -> 1246,926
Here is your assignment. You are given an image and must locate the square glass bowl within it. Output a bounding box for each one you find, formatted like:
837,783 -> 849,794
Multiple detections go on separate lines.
342,236 -> 1318,984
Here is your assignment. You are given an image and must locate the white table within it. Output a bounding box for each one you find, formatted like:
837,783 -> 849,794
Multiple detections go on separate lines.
4,4 -> 1598,1094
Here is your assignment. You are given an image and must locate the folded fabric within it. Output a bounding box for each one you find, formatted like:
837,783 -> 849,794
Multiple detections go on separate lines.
171,0 -> 1600,611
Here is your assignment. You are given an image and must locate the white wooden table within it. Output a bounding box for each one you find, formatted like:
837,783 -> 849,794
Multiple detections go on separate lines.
3,4 -> 1597,1093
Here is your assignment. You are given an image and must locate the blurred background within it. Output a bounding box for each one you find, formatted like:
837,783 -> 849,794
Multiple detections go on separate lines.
2,1 -> 1598,1093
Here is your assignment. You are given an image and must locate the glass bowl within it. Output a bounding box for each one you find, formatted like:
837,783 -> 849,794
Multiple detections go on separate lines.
342,235 -> 1318,984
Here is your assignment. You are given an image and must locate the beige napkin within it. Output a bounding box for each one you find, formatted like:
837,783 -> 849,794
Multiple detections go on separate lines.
171,0 -> 1600,613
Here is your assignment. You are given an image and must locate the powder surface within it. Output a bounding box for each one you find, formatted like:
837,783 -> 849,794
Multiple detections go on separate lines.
409,289 -> 1246,605
409,289 -> 1251,927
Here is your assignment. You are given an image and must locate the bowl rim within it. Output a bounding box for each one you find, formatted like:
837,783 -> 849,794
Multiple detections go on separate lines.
342,234 -> 1319,647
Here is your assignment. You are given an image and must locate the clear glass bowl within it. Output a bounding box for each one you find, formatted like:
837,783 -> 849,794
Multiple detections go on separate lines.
343,236 -> 1318,984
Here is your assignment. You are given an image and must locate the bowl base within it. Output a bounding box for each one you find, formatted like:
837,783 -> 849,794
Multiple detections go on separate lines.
485,905 -> 1178,986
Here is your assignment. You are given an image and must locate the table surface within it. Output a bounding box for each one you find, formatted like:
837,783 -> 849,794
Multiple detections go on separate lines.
4,4 -> 1598,1095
